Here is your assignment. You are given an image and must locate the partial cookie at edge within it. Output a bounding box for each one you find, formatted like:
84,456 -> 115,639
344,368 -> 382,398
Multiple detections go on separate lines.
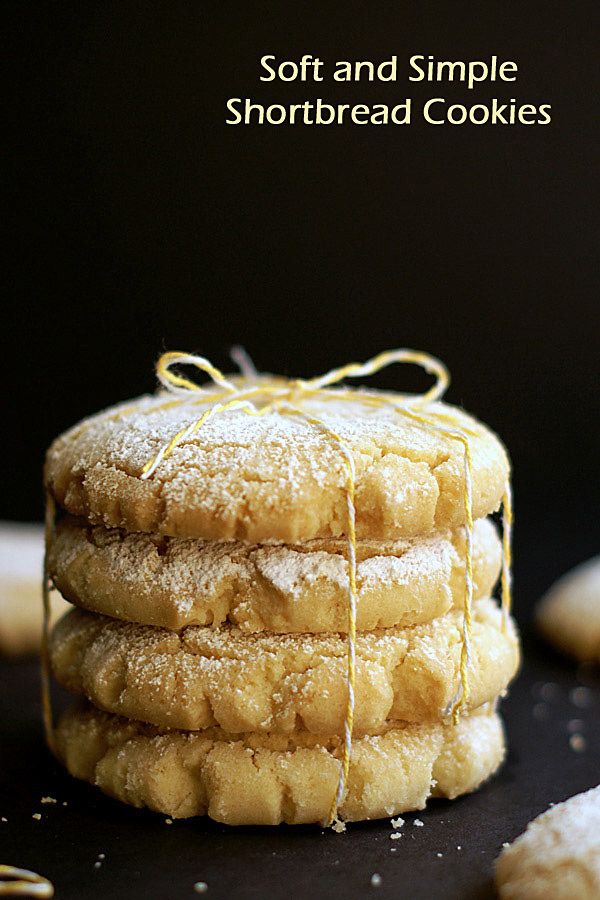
496,785 -> 600,899
536,556 -> 600,663
0,522 -> 68,655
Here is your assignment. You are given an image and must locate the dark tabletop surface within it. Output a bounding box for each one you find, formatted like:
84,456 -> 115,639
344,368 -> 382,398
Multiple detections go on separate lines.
1,518 -> 599,900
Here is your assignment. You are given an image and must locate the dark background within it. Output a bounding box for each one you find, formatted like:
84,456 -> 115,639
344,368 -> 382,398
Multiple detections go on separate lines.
2,3 -> 600,898
5,2 -> 600,620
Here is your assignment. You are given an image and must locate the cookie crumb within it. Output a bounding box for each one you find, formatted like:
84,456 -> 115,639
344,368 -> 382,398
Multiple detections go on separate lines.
194,883 -> 208,894
94,862 -> 101,870
390,847 -> 397,852
165,818 -> 173,825
62,802 -> 68,807
413,818 -> 424,827
331,819 -> 346,833
32,813 -> 42,821
370,873 -> 382,887
570,687 -> 592,709
436,852 -> 443,858
569,733 -> 586,752
391,817 -> 404,829
502,842 -> 510,848
1,817 -> 7,823
41,797 -> 57,805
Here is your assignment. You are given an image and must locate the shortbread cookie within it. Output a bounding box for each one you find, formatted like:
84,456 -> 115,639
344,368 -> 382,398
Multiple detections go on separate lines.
50,599 -> 518,733
496,785 -> 600,899
48,515 -> 501,632
0,522 -> 68,655
536,556 -> 600,663
55,702 -> 505,824
44,390 -> 509,542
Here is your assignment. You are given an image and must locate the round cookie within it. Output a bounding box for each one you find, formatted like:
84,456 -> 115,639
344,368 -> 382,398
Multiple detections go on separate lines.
50,599 -> 519,733
55,702 -> 505,825
44,390 -> 509,543
536,556 -> 600,663
48,516 -> 501,633
0,522 -> 68,655
495,785 -> 600,899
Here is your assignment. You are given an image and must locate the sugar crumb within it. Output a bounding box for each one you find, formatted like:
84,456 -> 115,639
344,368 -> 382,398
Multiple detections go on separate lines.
371,873 -> 382,887
94,862 -> 101,870
390,833 -> 402,840
413,819 -> 424,827
436,853 -> 443,858
194,883 -> 208,894
41,796 -> 57,805
502,842 -> 510,848
391,817 -> 404,829
165,818 -> 173,825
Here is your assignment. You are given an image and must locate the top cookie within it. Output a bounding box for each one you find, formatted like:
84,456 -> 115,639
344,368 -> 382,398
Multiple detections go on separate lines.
45,390 -> 508,543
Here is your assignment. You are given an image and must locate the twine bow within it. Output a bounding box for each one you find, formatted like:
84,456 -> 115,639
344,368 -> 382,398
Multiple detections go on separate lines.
42,348 -> 513,830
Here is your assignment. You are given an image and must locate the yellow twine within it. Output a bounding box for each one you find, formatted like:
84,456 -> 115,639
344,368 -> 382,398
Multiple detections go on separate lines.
41,493 -> 56,756
501,479 -> 514,630
41,347 -> 514,829
0,867 -> 53,898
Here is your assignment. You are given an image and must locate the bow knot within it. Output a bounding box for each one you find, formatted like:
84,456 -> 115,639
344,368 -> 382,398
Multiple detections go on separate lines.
154,347 -> 451,411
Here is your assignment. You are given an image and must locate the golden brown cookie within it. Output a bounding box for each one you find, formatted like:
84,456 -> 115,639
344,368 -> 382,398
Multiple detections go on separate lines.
536,556 -> 600,663
50,599 -> 519,733
44,391 -> 509,543
55,702 -> 505,825
48,515 -> 501,632
495,785 -> 600,899
0,522 -> 68,655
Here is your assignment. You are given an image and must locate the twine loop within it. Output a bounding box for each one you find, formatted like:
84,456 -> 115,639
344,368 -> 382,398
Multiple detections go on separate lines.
0,867 -> 53,898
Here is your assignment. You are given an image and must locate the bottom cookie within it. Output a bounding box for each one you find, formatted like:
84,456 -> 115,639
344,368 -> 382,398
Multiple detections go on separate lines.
55,703 -> 505,825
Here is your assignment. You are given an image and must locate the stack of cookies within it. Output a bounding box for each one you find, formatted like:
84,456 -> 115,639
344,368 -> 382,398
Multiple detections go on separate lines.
44,369 -> 519,826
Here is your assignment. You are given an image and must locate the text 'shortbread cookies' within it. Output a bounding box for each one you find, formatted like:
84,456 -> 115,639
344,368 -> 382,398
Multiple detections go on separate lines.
50,599 -> 519,733
44,392 -> 509,543
496,785 -> 600,899
48,515 -> 501,632
536,556 -> 600,663
56,702 -> 505,825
